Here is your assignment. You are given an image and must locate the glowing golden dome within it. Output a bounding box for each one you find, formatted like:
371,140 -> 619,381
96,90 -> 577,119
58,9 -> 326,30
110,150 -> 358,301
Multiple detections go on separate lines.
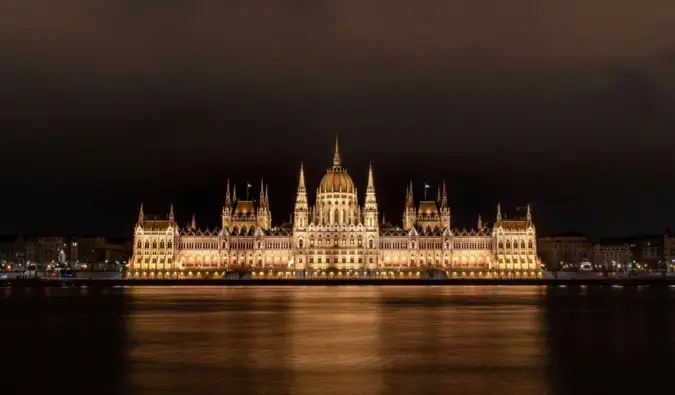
319,168 -> 355,193
318,136 -> 356,193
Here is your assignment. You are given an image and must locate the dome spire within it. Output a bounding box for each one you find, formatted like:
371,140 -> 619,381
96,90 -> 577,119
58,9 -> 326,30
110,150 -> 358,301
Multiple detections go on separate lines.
332,135 -> 341,168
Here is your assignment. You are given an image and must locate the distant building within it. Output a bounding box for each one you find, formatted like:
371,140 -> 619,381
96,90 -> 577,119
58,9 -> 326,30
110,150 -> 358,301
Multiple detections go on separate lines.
38,237 -> 65,264
592,238 -> 633,271
627,235 -> 664,270
537,232 -> 592,271
664,232 -> 675,271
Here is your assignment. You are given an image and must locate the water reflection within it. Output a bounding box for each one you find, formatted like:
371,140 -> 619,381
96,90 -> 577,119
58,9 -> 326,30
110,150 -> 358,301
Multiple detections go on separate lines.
2,285 -> 674,395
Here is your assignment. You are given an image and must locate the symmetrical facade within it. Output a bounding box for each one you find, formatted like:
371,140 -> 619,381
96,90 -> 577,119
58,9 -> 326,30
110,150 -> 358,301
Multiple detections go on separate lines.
131,141 -> 540,278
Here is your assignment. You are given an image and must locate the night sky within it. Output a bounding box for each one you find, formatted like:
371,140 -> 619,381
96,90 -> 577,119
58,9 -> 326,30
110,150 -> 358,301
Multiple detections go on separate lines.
2,1 -> 675,239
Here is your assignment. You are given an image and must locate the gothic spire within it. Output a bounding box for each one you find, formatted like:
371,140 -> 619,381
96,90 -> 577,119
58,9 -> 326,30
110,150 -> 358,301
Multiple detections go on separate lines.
367,162 -> 375,191
441,181 -> 448,208
138,202 -> 144,224
527,204 -> 532,221
169,204 -> 175,222
407,181 -> 414,206
259,178 -> 265,205
191,214 -> 196,231
477,214 -> 483,230
496,202 -> 502,222
437,184 -> 441,203
225,179 -> 231,207
332,135 -> 341,168
298,162 -> 306,191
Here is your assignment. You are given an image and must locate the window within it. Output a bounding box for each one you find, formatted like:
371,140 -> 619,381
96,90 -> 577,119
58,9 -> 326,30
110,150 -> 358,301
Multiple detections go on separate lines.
137,241 -> 142,248
369,239 -> 374,249
160,241 -> 165,249
168,242 -> 172,249
299,239 -> 304,248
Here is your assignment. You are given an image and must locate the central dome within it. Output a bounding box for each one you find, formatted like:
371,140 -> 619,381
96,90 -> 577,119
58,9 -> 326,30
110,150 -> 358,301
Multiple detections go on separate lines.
320,168 -> 355,193
318,137 -> 356,194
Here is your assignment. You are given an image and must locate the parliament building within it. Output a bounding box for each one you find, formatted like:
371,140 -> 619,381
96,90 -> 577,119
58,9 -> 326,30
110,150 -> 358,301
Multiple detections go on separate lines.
130,140 -> 540,278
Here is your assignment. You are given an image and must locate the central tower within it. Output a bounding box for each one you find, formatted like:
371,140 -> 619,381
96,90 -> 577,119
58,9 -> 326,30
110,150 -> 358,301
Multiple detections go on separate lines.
314,137 -> 361,226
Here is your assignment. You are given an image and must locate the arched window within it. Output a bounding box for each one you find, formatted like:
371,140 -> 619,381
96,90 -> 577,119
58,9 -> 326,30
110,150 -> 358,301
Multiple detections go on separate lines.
144,241 -> 150,249
257,241 -> 261,249
521,241 -> 526,249
498,241 -> 504,249
298,239 -> 304,248
369,239 -> 374,249
159,241 -> 165,249
528,240 -> 533,249
506,241 -> 511,249
167,241 -> 172,249
152,241 -> 157,249
412,241 -> 416,249
137,240 -> 142,248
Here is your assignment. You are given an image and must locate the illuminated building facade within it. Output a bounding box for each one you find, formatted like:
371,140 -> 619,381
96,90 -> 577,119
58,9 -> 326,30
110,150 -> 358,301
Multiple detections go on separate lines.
131,140 -> 540,278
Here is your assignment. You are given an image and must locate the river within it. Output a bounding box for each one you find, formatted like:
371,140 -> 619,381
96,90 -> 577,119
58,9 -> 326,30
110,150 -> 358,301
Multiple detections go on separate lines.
2,285 -> 673,395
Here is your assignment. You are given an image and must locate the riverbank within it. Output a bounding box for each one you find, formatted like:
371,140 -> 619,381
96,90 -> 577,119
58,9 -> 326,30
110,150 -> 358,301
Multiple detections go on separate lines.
2,277 -> 675,287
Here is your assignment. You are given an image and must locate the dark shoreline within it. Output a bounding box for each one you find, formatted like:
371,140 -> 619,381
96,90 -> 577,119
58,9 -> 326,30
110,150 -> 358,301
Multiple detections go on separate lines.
2,278 -> 675,287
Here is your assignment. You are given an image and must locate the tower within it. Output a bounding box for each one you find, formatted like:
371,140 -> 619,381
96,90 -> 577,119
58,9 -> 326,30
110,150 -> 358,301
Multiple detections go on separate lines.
169,204 -> 175,224
294,163 -> 309,228
137,202 -> 144,227
364,162 -> 378,229
440,181 -> 451,229
403,181 -> 417,231
222,179 -> 233,230
191,214 -> 197,231
256,178 -> 271,230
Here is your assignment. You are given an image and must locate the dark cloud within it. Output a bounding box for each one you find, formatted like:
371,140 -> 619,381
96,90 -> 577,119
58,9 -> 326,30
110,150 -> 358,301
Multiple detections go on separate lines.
1,1 -> 675,237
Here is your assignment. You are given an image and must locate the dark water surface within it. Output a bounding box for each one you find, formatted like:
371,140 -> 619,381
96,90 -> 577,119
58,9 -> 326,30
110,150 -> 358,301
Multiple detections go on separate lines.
2,286 -> 674,395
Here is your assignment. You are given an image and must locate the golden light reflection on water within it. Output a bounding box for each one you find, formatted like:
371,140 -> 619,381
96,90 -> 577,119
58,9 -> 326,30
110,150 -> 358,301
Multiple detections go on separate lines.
126,286 -> 548,395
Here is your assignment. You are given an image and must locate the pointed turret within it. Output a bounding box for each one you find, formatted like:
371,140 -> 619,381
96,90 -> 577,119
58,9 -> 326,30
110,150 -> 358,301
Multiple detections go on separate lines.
440,181 -> 450,229
233,184 -> 237,202
441,181 -> 448,208
294,162 -> 309,228
406,181 -> 414,207
527,204 -> 532,221
138,203 -> 144,226
225,179 -> 231,207
364,162 -> 378,228
259,178 -> 265,205
222,180 -> 234,231
332,136 -> 341,168
191,214 -> 196,231
403,181 -> 417,231
169,204 -> 175,223
496,202 -> 502,223
477,214 -> 483,230
437,185 -> 441,203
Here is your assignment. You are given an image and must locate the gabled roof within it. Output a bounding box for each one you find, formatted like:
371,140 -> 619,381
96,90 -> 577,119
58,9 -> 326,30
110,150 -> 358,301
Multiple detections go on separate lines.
418,201 -> 439,216
141,219 -> 172,231
453,228 -> 492,237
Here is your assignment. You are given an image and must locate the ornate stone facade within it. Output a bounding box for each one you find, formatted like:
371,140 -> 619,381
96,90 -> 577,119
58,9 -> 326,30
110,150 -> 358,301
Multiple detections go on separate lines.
131,140 -> 540,278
